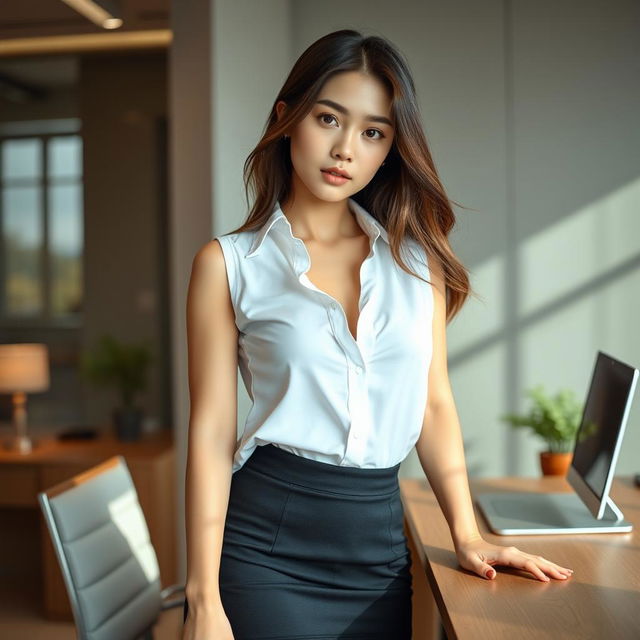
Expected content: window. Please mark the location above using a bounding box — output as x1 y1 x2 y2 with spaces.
0 119 83 326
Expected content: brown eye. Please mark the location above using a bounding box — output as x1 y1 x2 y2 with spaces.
318 113 338 126
365 129 384 140
318 114 385 141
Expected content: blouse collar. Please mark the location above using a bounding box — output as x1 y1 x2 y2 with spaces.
245 197 389 258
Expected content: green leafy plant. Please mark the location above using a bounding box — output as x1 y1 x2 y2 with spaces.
80 334 153 409
500 384 592 453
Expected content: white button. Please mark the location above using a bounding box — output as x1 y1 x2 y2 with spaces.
330 302 337 310
355 365 363 374
353 432 359 439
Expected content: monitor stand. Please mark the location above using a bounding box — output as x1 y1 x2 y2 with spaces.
475 491 633 535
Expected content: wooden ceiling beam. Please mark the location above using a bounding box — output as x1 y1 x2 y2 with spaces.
0 29 171 58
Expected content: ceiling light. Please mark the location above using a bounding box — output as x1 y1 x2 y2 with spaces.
60 0 124 30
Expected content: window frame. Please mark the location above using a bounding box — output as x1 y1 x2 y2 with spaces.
0 118 83 329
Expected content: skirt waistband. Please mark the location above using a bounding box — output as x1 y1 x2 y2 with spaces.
245 443 401 496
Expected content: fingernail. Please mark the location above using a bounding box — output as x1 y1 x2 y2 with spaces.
486 569 495 579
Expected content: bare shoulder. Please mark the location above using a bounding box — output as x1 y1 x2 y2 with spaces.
188 238 235 324
192 237 225 274
190 238 229 291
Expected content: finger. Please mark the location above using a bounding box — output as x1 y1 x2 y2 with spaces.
505 548 574 582
497 548 548 582
522 558 551 582
466 554 498 580
527 555 574 580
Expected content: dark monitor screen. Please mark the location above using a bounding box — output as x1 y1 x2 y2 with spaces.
572 351 638 501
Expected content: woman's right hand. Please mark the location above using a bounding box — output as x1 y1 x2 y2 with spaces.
181 604 235 640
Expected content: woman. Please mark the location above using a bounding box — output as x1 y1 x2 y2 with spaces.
182 29 573 640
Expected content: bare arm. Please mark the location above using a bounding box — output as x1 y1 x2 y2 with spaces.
414 252 482 550
415 252 574 583
184 238 239 610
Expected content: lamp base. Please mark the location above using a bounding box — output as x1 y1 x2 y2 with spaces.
3 434 34 454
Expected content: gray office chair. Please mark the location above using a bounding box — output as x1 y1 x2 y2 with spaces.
38 455 185 640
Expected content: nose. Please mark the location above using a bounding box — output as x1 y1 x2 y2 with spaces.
333 134 354 163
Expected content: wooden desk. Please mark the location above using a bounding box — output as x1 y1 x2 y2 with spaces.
0 428 176 621
400 475 639 640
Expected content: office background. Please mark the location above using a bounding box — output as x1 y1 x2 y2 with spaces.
0 0 637 592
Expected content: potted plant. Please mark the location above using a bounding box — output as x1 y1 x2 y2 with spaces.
500 384 587 476
80 334 153 442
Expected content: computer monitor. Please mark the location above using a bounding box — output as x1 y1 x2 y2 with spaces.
567 351 638 521
475 350 638 535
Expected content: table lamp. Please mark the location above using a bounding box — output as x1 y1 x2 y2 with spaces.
0 343 50 454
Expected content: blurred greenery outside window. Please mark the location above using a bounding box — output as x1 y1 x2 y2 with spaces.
0 122 83 325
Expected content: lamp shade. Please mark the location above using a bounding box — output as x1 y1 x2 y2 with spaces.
0 343 50 393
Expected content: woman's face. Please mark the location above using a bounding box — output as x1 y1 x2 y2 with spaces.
277 71 395 203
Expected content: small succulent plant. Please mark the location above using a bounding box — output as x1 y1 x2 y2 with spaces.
500 384 593 453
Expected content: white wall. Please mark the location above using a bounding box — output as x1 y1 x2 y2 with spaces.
509 0 640 477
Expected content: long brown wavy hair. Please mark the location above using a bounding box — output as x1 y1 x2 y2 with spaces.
228 29 477 323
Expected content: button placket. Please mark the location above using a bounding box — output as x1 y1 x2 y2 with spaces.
342 357 373 464
286 214 377 467
345 365 365 458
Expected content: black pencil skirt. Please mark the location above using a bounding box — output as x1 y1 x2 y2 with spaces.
183 442 412 639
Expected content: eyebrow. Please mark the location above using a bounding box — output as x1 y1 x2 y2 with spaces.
315 99 394 127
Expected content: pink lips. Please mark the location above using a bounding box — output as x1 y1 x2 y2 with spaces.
321 166 351 179
321 170 350 186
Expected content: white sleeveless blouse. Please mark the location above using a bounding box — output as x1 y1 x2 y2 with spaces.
216 197 434 473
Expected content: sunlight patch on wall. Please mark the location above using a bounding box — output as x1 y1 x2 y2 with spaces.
520 177 640 316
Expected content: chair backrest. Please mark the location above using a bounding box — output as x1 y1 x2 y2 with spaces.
38 455 162 640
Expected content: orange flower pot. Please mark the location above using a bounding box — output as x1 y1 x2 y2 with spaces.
539 451 573 476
